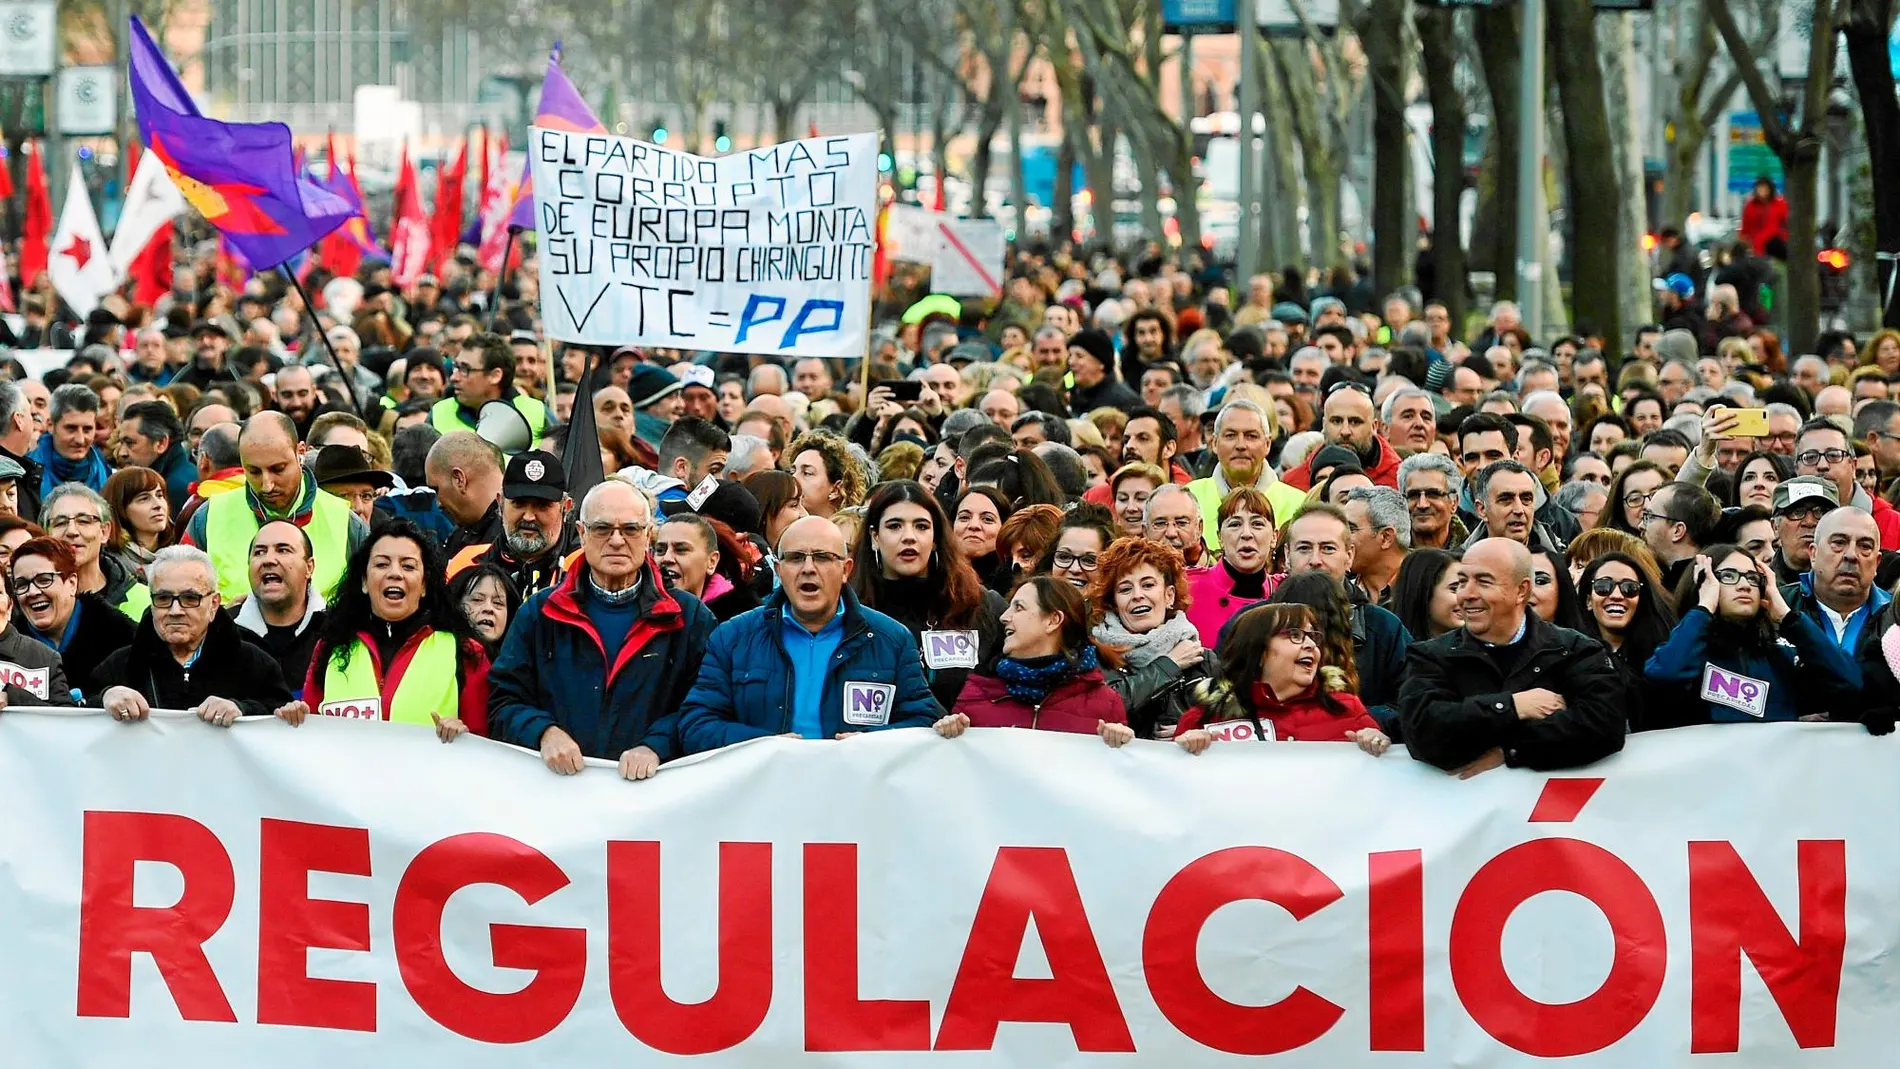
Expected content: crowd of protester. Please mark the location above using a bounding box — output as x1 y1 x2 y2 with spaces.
9 240 1899 780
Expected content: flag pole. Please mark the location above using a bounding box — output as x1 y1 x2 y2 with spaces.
281 263 367 418
489 226 520 319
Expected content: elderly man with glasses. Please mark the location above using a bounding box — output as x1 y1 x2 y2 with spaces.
678 515 941 755
91 546 291 725
489 479 718 779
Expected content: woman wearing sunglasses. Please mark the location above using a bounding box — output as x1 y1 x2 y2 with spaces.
1173 603 1389 754
1577 552 1676 729
1642 544 1860 728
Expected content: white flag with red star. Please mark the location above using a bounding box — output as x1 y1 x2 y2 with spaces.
48 163 116 318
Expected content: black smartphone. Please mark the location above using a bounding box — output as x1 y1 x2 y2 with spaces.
887 380 924 402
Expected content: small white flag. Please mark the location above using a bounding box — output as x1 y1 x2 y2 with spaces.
48 163 116 318
109 147 186 278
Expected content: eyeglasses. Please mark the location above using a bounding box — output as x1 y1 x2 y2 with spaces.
9 572 61 594
779 550 847 568
1404 487 1451 502
46 514 102 531
1764 432 1799 446
1638 509 1678 527
1795 449 1853 467
1590 577 1642 598
451 361 487 377
1276 627 1324 647
1622 489 1657 509
1052 551 1099 570
1780 503 1832 522
584 521 649 542
1713 567 1766 589
152 590 211 610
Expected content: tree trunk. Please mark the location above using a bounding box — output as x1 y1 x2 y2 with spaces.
1054 132 1077 241
969 71 1007 219
1163 119 1204 258
1473 6 1520 297
1549 0 1621 349
1009 79 1029 241
1845 10 1900 327
1274 40 1340 265
1256 36 1300 268
1784 149 1824 354
1417 5 1467 326
1364 0 1410 294
1601 13 1654 344
1662 108 1708 232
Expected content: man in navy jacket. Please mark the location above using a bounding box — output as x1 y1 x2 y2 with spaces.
488 480 717 778
678 516 939 753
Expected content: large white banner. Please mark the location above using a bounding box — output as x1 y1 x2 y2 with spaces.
1 711 1893 1066
531 128 878 357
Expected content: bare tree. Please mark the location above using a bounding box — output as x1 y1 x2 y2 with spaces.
1843 0 1900 326
1361 0 1411 293
1710 0 1837 355
1470 5 1520 298
1549 0 1622 349
1657 1 1769 230
1416 4 1466 326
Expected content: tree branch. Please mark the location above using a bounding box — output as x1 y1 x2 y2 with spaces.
1706 0 1793 150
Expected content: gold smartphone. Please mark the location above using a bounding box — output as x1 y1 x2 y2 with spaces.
1726 408 1770 437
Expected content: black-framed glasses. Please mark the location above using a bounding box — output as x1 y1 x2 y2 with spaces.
1590 577 1642 598
1712 568 1766 589
1277 626 1323 647
1780 503 1832 522
1622 489 1657 509
1052 551 1099 570
1796 449 1853 467
1639 509 1678 527
152 590 211 610
9 572 60 595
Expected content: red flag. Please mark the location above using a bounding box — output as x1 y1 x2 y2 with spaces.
389 142 412 238
0 145 13 201
477 128 490 212
388 147 432 287
872 202 890 289
429 137 467 271
932 171 947 213
20 140 51 289
318 132 363 280
130 221 173 307
122 138 139 195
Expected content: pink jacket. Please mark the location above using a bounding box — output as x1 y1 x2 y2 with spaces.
1184 565 1284 647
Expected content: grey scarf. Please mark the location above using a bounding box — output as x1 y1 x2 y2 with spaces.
1093 610 1201 668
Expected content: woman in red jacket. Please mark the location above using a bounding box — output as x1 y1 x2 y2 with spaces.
939 575 1133 745
1175 603 1390 754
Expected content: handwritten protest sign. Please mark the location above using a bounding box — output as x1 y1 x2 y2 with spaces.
531 127 879 357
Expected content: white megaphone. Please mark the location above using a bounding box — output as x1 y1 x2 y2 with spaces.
476 400 534 456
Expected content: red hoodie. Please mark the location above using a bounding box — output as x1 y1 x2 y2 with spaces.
1279 435 1401 491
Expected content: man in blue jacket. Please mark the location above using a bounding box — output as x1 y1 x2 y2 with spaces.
678 516 940 753
488 479 717 779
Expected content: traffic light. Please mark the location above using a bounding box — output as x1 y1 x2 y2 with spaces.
714 120 731 153
651 118 669 144
877 152 894 172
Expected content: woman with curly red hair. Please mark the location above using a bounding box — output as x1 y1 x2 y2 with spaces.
1087 537 1209 739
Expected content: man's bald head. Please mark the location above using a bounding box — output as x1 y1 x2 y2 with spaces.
424 431 504 526
778 514 847 557
425 431 503 479
240 409 298 448
1466 536 1533 584
1816 505 1879 546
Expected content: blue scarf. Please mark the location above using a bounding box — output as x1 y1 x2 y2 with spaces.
994 645 1097 705
30 437 111 497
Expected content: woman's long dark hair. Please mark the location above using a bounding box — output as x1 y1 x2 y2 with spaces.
1264 571 1360 694
851 479 987 629
1727 451 1793 508
449 562 521 657
1391 548 1460 641
1530 547 1586 631
318 517 482 671
1577 551 1677 670
968 448 1064 509
1668 542 1777 650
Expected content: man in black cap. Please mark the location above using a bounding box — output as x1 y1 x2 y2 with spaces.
626 364 685 468
176 317 240 391
1065 328 1141 413
312 444 397 527
444 448 576 598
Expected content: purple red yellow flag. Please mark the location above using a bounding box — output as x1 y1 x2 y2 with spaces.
127 16 351 268
506 48 606 233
